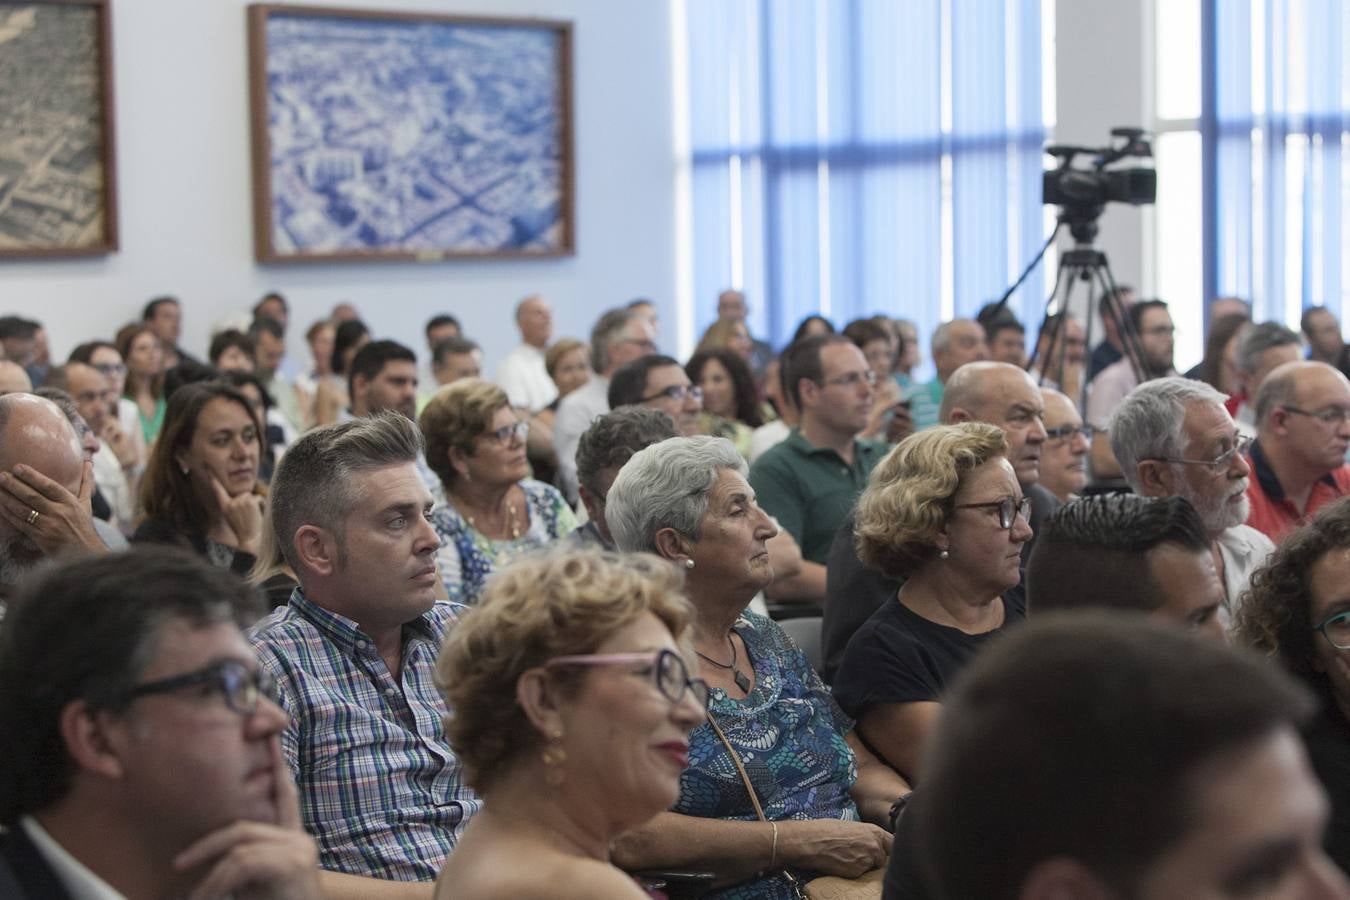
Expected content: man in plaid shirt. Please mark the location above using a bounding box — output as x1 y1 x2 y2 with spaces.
251 411 480 897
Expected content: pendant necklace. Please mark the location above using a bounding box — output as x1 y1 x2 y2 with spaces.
460 496 521 540
696 635 752 693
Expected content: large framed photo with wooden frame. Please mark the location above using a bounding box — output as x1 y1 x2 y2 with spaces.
0 0 118 257
247 4 574 263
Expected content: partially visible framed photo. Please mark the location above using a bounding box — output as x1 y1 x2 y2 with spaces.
248 4 574 263
0 0 118 257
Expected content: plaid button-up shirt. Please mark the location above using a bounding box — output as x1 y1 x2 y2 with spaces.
250 589 481 881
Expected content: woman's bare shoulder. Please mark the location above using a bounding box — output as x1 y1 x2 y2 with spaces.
438 847 648 900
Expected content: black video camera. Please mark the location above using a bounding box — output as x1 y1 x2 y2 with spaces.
1043 127 1156 243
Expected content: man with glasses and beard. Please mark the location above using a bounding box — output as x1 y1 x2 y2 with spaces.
1109 377 1274 625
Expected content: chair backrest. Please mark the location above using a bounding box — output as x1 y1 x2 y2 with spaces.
777 615 824 679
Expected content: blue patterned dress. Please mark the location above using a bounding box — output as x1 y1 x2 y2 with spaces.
674 612 860 899
429 479 577 604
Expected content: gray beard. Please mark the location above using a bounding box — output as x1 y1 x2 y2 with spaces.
1177 477 1250 536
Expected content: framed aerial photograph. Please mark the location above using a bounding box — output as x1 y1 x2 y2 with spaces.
247 5 574 263
0 0 118 257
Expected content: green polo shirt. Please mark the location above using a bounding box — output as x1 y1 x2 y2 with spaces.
748 428 889 565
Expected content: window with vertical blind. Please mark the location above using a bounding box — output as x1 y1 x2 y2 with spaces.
1203 0 1349 328
680 0 1053 370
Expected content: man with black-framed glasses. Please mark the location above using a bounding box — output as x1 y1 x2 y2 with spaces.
0 547 321 900
607 354 703 437
1110 376 1275 623
1246 360 1350 541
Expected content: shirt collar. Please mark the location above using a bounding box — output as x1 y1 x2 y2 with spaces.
784 427 872 462
21 816 128 900
1249 438 1337 502
287 587 441 655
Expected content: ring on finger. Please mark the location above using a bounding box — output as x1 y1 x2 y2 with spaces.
26 508 39 526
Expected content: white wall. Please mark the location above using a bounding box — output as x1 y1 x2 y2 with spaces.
1054 0 1149 287
4 0 677 374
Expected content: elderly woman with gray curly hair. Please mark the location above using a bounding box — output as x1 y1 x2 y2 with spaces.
605 435 907 900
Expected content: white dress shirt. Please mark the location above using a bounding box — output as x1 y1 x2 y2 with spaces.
495 343 557 412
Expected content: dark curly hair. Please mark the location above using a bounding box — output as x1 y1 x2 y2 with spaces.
1235 497 1350 688
685 348 763 427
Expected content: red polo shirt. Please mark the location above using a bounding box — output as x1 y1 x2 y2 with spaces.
1245 439 1350 542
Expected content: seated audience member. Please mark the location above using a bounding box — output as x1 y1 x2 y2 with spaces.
833 423 1029 782
609 354 703 437
142 295 199 369
906 612 1348 900
1027 494 1225 636
534 337 590 440
749 357 795 463
1238 499 1350 873
1194 312 1250 397
313 318 369 427
1087 298 1177 480
331 301 361 322
749 334 889 602
249 505 300 610
1304 305 1345 367
892 318 920 389
0 548 322 900
132 382 264 575
421 379 575 603
1038 386 1090 503
695 317 754 364
435 550 706 899
209 329 256 373
791 314 835 343
714 289 774 379
686 348 765 457
253 290 289 329
34 388 128 551
628 296 661 335
43 362 136 527
573 407 679 551
842 318 912 444
293 318 335 406
821 360 1054 682
554 307 657 503
117 324 167 446
606 436 904 895
907 319 989 431
495 294 558 412
1028 312 1086 400
1230 321 1304 434
1245 361 1350 541
1085 284 1135 381
0 394 106 605
982 311 1027 367
421 314 460 390
68 340 146 476
429 336 482 387
0 359 31 394
347 340 443 503
1110 377 1275 615
223 370 288 483
251 412 481 890
0 315 39 371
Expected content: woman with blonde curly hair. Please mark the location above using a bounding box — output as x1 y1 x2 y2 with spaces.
434 550 707 899
419 378 576 603
833 422 1031 782
1235 497 1350 871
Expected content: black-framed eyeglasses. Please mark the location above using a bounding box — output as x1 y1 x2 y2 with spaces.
548 647 711 710
640 384 703 404
120 659 278 716
1314 611 1350 650
821 370 878 389
486 420 529 445
954 496 1032 530
1144 434 1253 474
1044 424 1094 444
1283 405 1350 426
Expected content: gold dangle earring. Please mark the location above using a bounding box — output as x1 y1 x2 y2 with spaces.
541 729 567 786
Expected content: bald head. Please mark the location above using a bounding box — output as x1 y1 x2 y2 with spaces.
0 394 84 584
1254 361 1350 427
943 361 1049 486
516 294 552 348
1254 361 1350 477
0 360 32 395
